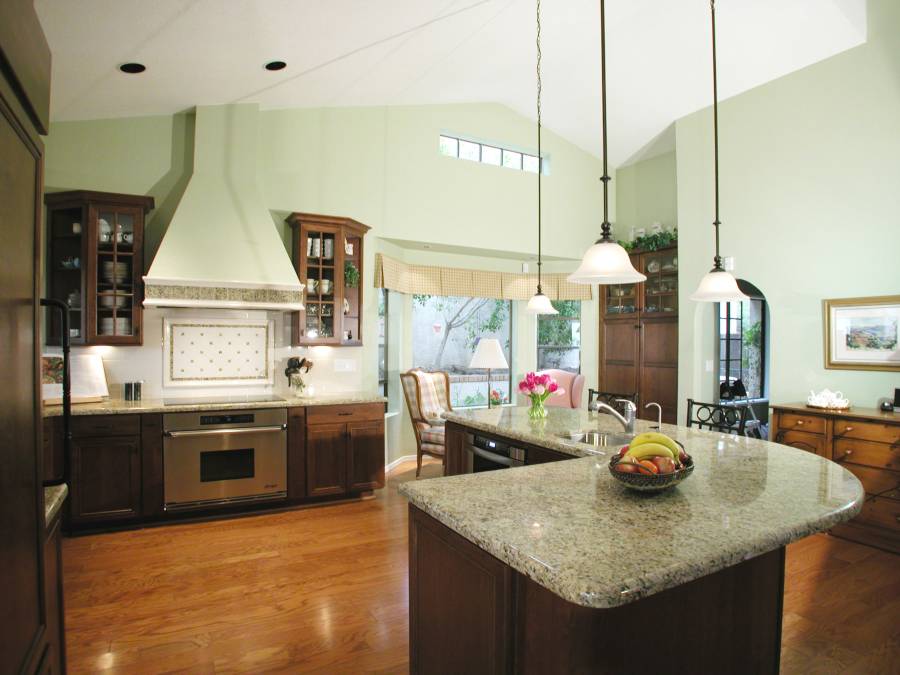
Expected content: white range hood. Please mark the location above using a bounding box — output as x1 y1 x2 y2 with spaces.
143 104 304 311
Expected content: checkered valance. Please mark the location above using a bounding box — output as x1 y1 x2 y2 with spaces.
374 254 591 301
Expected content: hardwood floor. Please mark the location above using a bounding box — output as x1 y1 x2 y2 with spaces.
63 459 899 674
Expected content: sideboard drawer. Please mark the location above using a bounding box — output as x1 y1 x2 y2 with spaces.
775 429 827 456
833 419 900 445
71 414 141 438
834 438 900 472
841 463 900 499
777 412 826 436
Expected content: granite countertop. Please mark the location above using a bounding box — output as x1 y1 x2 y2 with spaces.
44 484 68 527
42 391 387 417
400 407 864 609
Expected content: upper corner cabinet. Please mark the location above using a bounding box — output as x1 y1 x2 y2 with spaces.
45 190 154 346
286 213 370 347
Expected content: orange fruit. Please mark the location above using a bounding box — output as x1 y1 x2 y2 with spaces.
636 460 659 475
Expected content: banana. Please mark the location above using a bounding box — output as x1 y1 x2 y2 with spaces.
630 432 681 457
624 442 676 462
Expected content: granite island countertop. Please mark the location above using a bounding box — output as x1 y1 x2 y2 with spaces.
400 406 864 609
44 483 68 526
42 391 387 417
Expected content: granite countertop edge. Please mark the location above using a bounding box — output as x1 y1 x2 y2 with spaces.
44 483 68 527
43 392 388 417
400 475 864 610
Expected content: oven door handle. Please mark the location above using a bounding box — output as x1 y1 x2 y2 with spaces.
467 444 522 467
164 424 287 438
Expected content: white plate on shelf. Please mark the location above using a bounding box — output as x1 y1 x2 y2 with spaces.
100 317 131 335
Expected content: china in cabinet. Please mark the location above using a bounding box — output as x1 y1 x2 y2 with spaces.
45 190 154 346
286 213 370 347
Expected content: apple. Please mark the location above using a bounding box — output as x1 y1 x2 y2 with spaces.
614 461 639 474
651 456 677 475
617 444 629 458
678 449 689 464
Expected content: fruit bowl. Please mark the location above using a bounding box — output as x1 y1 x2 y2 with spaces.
609 454 694 492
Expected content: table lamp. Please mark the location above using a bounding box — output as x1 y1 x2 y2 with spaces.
469 338 508 409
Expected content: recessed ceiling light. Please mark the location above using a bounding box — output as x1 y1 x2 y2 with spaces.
119 63 146 74
265 61 287 71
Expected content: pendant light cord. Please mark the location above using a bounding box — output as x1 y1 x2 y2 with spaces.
711 0 723 270
598 0 612 243
536 0 544 293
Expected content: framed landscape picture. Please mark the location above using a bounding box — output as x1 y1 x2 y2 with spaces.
824 295 900 371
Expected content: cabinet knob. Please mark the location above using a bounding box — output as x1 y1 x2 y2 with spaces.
844 426 854 432
795 420 804 426
837 449 853 462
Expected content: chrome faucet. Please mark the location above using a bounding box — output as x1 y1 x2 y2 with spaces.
645 402 662 429
593 399 637 434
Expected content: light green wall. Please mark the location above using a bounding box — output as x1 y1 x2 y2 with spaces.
615 151 678 236
676 0 900 414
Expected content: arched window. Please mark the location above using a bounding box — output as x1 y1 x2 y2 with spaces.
716 280 769 401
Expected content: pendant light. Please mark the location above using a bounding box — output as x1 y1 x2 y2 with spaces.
690 0 749 303
568 0 645 286
526 0 558 315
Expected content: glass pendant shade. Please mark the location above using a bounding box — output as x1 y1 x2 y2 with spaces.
526 291 558 314
690 268 749 302
568 240 646 285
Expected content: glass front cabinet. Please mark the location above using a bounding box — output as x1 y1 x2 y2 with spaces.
601 245 678 318
287 213 370 347
45 191 154 346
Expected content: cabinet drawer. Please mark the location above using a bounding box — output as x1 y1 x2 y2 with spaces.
834 438 900 472
841 463 900 499
307 403 383 424
853 496 900 532
71 414 141 438
833 419 900 445
776 412 826 435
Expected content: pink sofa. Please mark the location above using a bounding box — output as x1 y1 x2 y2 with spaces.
536 369 585 409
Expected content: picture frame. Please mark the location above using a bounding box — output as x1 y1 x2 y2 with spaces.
823 295 900 371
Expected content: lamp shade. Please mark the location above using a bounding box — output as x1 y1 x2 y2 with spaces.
690 269 749 302
526 292 558 315
567 240 646 285
469 338 508 370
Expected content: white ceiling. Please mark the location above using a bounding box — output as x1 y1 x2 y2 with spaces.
36 0 866 165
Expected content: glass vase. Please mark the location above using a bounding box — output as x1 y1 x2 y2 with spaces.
528 398 548 420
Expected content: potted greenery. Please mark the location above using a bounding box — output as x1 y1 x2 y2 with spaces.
344 261 360 288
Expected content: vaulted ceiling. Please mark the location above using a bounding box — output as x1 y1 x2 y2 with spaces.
36 0 866 165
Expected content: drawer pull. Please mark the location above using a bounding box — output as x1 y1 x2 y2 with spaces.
338 412 353 417
844 426 854 433
795 420 805 426
837 449 853 462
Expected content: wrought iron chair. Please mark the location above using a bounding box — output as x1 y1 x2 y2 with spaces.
588 389 639 416
400 369 453 477
686 398 749 435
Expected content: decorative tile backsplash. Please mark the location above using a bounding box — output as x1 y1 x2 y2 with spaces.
163 318 274 387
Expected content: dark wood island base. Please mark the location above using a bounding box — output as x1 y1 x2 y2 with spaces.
409 504 785 675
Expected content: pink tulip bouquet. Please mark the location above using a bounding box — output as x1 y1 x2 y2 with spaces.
518 372 565 419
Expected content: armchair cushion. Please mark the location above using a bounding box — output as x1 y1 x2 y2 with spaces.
419 426 446 445
413 370 447 420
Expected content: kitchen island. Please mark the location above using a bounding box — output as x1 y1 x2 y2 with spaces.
400 407 864 674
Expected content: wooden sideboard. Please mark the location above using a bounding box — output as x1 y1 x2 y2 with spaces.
770 403 899 554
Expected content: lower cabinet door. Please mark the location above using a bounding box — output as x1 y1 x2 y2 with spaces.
70 435 142 523
774 429 826 457
347 419 385 491
306 423 348 497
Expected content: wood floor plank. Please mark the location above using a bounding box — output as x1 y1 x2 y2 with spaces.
62 459 899 674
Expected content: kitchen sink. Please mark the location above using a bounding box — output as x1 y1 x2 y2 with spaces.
559 431 634 447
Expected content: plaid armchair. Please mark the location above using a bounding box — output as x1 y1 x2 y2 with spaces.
400 369 453 477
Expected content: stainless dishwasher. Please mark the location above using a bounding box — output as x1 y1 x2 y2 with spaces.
163 408 287 510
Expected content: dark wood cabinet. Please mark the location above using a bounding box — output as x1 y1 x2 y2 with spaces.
348 420 386 491
69 419 142 524
600 245 678 423
306 404 386 496
307 423 349 497
0 2 52 670
287 213 370 347
44 190 154 346
287 406 307 500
